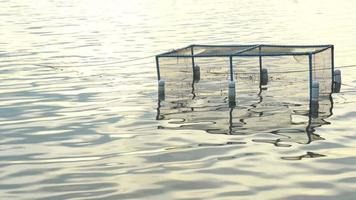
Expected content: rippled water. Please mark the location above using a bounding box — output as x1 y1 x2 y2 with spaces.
1 0 356 199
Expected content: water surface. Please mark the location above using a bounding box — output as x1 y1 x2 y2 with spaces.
1 0 356 199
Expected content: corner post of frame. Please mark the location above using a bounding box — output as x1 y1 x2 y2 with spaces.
309 53 319 118
331 45 335 83
308 53 313 101
191 45 195 68
229 56 234 81
156 56 165 100
259 45 268 86
259 45 262 74
331 45 340 93
155 55 161 81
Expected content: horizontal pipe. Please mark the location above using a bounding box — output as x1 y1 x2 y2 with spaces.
156 44 333 58
192 44 258 48
232 44 261 55
156 45 194 57
311 46 333 55
192 44 332 48
239 53 311 56
157 52 310 58
260 44 332 48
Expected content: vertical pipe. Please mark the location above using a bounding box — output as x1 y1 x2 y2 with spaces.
311 81 320 102
309 54 319 118
310 81 319 118
308 53 313 104
228 80 236 106
158 80 165 101
155 56 161 80
331 45 335 90
191 46 195 69
191 46 197 82
229 56 233 81
259 46 262 78
191 46 201 82
228 56 236 105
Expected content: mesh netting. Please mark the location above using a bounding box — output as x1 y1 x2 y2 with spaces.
260 55 309 103
159 57 194 102
193 46 252 56
251 46 320 54
163 45 255 57
312 48 333 95
159 56 230 104
156 45 334 135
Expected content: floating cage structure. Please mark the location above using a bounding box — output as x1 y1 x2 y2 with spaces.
155 44 341 113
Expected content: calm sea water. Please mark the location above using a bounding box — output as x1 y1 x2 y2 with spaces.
1 0 356 199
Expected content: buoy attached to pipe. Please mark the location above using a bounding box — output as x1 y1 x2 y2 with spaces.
261 68 268 86
333 69 341 93
311 81 319 102
193 65 200 82
158 80 165 101
228 81 236 105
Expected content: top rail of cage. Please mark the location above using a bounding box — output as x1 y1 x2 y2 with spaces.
156 44 333 58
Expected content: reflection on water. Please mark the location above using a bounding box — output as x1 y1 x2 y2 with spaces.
157 80 334 146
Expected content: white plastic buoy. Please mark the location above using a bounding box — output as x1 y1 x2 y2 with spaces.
228 81 236 104
193 65 200 82
261 68 268 85
333 69 341 93
158 80 165 101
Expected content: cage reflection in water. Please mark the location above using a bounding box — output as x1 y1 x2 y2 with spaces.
156 55 334 144
156 87 333 144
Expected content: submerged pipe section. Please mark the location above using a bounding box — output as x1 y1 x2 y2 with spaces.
228 56 236 107
310 81 319 118
311 81 319 102
158 80 165 101
228 81 236 107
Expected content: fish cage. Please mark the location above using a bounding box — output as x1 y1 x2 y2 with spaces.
155 44 341 114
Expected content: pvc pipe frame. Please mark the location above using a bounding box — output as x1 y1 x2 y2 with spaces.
156 45 335 105
156 45 334 82
156 44 333 57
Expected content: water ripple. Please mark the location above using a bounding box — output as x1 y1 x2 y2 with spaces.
1 0 356 199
